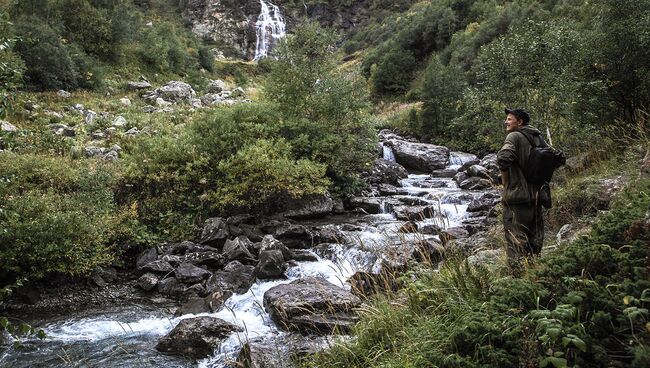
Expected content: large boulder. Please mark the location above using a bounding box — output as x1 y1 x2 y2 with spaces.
237 335 334 368
280 194 334 219
479 153 500 182
127 81 152 90
205 79 227 93
347 197 385 214
155 317 241 359
254 250 286 279
263 277 361 334
199 217 229 248
206 261 255 294
175 290 233 316
157 81 196 102
367 159 409 185
139 260 174 274
273 222 313 249
158 277 185 298
1 120 18 132
459 177 492 191
175 263 211 284
136 248 158 269
393 205 436 221
385 139 450 172
222 236 257 264
467 192 501 212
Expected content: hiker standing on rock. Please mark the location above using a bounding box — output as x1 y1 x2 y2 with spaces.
497 108 551 273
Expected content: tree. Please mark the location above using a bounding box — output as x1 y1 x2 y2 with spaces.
264 21 376 195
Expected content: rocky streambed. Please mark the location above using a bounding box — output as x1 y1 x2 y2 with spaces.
0 131 505 367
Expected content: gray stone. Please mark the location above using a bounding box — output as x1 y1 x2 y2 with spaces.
175 263 211 284
255 250 286 279
199 217 229 248
136 248 158 269
459 177 492 190
439 227 470 247
263 277 361 334
206 261 255 294
112 116 127 128
205 79 227 93
137 273 159 291
120 97 131 106
158 277 185 298
230 87 246 98
430 168 458 178
57 90 71 98
84 110 97 125
393 205 436 221
348 197 384 214
155 317 242 359
467 165 490 179
142 105 156 113
0 120 17 132
127 81 152 90
453 171 469 185
157 81 196 102
385 139 450 171
367 159 409 185
222 236 256 264
281 194 334 219
139 260 174 274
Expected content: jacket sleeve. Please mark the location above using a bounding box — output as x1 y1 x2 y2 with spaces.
497 132 518 170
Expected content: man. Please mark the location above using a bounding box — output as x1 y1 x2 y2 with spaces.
497 108 548 273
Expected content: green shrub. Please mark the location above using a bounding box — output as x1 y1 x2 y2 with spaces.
213 139 330 212
370 45 417 95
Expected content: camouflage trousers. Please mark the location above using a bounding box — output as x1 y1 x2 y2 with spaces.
503 202 544 271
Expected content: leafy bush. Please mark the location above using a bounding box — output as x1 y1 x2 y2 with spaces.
0 154 125 284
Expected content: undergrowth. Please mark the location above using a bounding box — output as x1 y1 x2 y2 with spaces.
303 176 650 367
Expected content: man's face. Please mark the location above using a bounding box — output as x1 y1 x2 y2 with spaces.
504 113 523 133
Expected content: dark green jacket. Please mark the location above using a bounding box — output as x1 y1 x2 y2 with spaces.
496 125 546 204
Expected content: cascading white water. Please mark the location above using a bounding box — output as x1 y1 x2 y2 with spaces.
253 0 286 60
382 144 396 162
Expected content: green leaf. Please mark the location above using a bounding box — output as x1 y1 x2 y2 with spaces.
0 317 8 330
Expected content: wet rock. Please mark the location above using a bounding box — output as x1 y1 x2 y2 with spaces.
289 250 319 262
255 250 286 279
263 277 361 334
419 223 441 235
410 179 448 188
258 235 291 259
313 225 347 245
1 120 18 132
459 177 492 190
237 335 335 368
393 205 436 221
136 248 158 269
377 183 403 196
453 171 469 185
367 158 409 185
439 192 474 204
184 283 208 298
155 317 242 359
281 194 334 219
479 153 500 182
139 260 174 274
158 277 185 298
127 81 152 90
430 168 458 178
412 238 445 264
397 221 418 233
206 261 255 294
175 263 211 284
385 139 450 171
222 236 257 264
199 217 229 248
467 192 501 212
467 165 491 179
347 197 384 214
439 227 470 247
137 273 159 291
395 196 430 206
274 223 313 249
181 251 224 269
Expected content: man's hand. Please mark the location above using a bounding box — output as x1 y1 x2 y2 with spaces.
500 170 509 189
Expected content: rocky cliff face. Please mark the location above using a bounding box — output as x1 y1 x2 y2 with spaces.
181 0 374 60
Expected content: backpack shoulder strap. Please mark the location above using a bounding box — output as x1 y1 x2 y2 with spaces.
516 131 536 148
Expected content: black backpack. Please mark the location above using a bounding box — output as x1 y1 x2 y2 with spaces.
518 132 566 186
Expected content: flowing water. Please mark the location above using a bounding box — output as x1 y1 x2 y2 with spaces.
0 151 483 367
253 0 286 60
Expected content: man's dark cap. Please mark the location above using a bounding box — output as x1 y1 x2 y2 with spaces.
505 108 530 124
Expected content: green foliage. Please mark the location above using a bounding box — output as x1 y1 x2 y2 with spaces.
0 14 25 119
305 176 650 368
213 139 329 212
0 154 117 283
370 45 416 94
263 22 376 195
198 46 214 72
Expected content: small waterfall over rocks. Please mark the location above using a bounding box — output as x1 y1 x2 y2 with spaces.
254 0 286 60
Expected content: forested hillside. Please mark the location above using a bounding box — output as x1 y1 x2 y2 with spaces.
0 1 648 367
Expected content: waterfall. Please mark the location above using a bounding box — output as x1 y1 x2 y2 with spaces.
382 144 396 162
254 0 286 60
